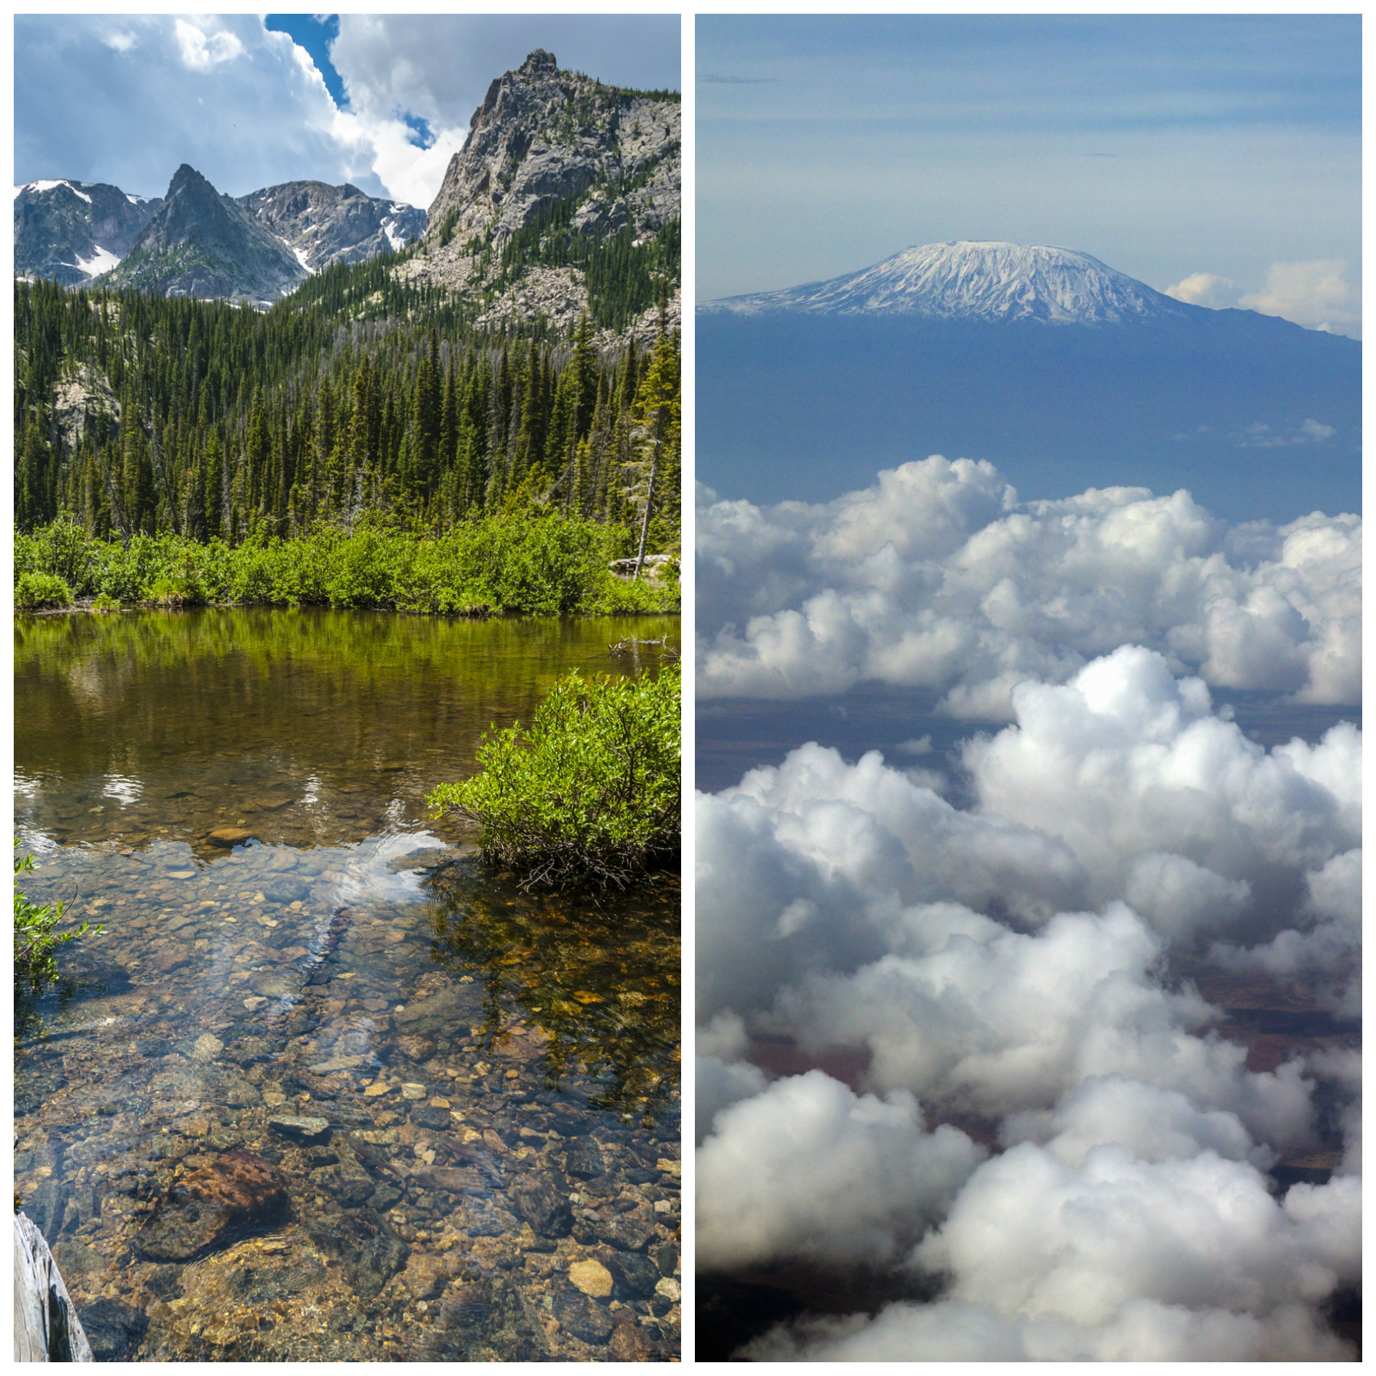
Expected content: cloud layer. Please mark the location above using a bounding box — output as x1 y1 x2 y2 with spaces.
16 15 679 207
697 647 1360 1359
697 456 1360 713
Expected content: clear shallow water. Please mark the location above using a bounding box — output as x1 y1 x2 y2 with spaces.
15 609 681 1362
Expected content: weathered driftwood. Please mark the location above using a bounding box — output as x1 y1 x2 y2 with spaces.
14 1212 93 1362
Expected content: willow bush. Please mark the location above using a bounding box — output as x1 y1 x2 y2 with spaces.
428 666 680 889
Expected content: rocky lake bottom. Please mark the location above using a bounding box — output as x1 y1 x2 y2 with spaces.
16 837 681 1362
14 609 682 1362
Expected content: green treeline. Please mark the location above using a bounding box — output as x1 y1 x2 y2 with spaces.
15 515 677 617
14 271 681 560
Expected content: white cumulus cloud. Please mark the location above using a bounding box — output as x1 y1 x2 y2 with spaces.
697 458 1360 713
697 647 1359 1359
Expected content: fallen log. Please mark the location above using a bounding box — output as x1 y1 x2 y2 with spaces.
14 1211 93 1361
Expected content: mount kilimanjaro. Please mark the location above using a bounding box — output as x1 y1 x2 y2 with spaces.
698 241 1359 523
702 241 1191 325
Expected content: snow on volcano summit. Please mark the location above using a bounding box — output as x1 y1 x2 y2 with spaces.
703 241 1191 325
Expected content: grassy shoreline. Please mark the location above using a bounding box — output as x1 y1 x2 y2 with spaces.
15 515 679 618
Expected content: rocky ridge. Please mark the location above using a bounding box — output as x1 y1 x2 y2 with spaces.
237 181 425 274
401 49 680 343
103 165 310 305
14 180 162 287
17 170 426 300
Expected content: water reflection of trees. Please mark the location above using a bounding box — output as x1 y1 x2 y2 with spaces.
425 866 680 1126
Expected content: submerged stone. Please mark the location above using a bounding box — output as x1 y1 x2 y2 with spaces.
568 1258 613 1298
554 1291 614 1345
510 1176 572 1237
78 1297 149 1361
208 828 256 848
268 1114 331 1142
133 1150 290 1262
606 1250 660 1297
409 1104 452 1130
590 1205 658 1252
564 1137 606 1180
305 1207 408 1299
392 982 484 1037
411 1164 485 1195
609 1320 654 1361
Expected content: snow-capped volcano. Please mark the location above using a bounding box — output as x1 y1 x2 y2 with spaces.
702 240 1191 325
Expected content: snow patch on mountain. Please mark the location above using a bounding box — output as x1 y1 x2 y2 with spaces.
72 246 120 278
19 178 93 204
704 241 1192 326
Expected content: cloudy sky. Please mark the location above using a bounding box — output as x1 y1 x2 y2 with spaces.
15 14 681 209
698 638 1360 1357
698 15 1361 334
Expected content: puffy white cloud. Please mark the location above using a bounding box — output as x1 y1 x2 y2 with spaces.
777 904 1315 1150
1000 1075 1272 1169
696 1012 768 1144
173 19 244 72
740 1143 1358 1359
912 1145 1359 1326
1164 271 1240 309
1165 261 1360 338
696 649 1359 1358
1239 258 1359 336
698 649 1358 1027
1210 849 1361 1015
697 458 1360 711
696 1070 985 1271
965 647 1361 941
1308 1047 1361 1177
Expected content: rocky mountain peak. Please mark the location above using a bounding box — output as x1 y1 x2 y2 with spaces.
237 180 425 272
168 163 211 194
422 51 679 253
14 179 162 286
520 48 558 76
107 164 306 305
406 50 680 342
703 240 1192 326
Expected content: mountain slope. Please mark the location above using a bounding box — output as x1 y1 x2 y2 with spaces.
236 181 425 273
104 164 307 304
698 243 1360 524
402 48 681 338
703 241 1193 325
14 180 162 286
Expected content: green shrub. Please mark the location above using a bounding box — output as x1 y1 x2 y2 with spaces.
14 571 74 610
14 844 102 996
427 666 680 889
13 514 680 616
89 592 122 612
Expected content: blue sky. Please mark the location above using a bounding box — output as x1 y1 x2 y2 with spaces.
698 15 1361 334
15 15 680 209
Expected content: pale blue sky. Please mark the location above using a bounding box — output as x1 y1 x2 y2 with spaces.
698 16 1361 334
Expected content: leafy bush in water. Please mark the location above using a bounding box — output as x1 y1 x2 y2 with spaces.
428 666 680 889
14 845 102 995
14 571 74 610
90 592 122 612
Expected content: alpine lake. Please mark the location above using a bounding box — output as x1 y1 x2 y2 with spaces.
14 608 682 1363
